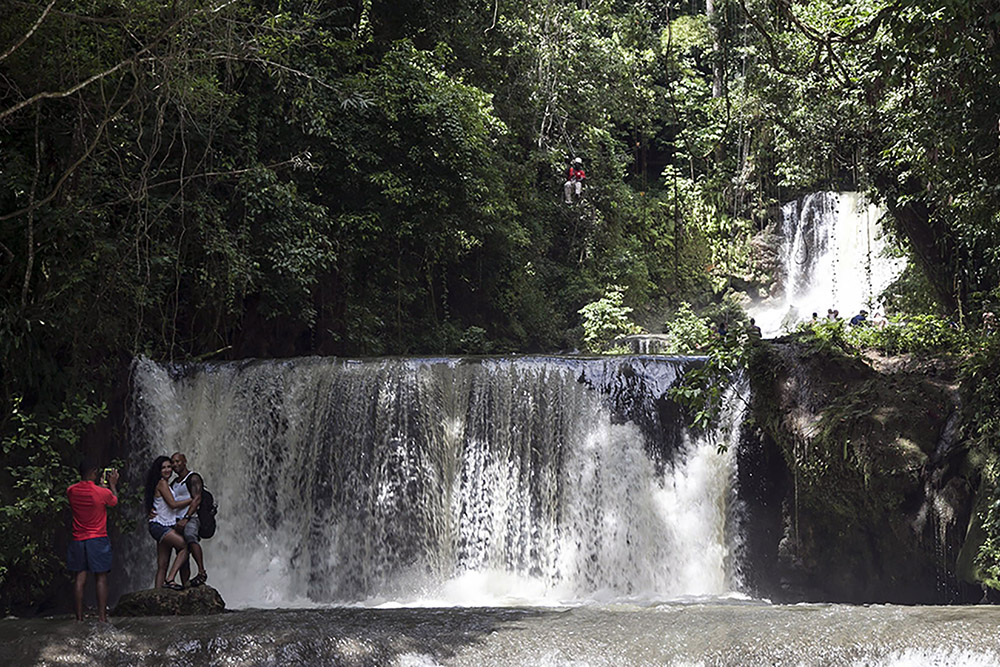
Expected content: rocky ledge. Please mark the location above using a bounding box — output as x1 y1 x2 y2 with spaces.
113 584 226 616
740 339 974 603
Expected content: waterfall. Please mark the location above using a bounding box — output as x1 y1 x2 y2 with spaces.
750 192 906 337
126 355 746 608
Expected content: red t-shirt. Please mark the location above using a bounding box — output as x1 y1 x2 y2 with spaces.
67 480 118 541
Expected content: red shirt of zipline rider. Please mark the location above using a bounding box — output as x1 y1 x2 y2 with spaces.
67 480 118 540
569 166 586 182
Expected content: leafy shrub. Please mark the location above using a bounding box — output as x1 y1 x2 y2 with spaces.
851 314 965 355
661 302 714 354
798 314 966 356
795 318 850 353
668 339 749 434
578 286 643 352
0 396 107 614
458 326 493 355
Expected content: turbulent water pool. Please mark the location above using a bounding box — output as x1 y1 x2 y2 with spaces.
5 602 1000 666
65 355 994 666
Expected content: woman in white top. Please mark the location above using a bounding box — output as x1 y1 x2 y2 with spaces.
143 455 191 590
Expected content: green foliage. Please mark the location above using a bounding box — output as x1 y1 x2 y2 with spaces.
853 315 965 356
457 326 493 355
0 396 106 614
578 286 643 352
960 335 1000 588
2 0 999 610
880 264 942 317
660 302 714 355
0 0 751 370
669 338 750 435
665 15 710 54
796 319 851 353
700 294 751 335
797 315 966 357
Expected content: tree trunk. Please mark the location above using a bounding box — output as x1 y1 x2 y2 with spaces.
707 0 724 99
875 174 959 315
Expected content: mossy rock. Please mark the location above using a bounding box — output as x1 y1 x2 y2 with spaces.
113 585 226 616
744 340 971 602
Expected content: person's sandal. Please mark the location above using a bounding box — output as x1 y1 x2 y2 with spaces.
191 572 208 587
162 580 183 591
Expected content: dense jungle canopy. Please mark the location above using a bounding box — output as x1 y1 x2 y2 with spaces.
1 0 999 613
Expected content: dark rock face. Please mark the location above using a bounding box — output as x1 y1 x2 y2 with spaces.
739 340 976 603
113 585 226 616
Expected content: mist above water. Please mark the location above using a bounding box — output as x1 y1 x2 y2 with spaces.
749 191 906 337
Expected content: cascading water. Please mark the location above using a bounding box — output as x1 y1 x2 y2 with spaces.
126 355 747 609
750 191 906 337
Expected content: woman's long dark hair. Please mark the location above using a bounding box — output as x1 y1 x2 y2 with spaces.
144 456 171 512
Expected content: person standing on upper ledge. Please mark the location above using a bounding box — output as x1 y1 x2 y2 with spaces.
66 460 119 622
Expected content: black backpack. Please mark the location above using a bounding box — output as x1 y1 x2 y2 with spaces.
191 476 218 539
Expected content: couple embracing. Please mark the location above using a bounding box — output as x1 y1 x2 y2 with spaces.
143 452 208 591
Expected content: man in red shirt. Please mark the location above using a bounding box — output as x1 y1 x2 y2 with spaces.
66 460 119 622
563 157 586 203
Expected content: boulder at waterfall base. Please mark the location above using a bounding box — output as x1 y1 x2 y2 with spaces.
113 585 226 616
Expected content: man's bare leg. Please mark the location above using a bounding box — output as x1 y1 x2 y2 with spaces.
73 571 87 621
189 542 205 578
95 572 109 622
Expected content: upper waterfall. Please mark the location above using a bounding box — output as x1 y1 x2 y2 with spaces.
126 355 747 608
749 192 906 337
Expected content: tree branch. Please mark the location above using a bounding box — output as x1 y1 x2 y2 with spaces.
8 1 125 25
485 0 499 34
0 86 137 223
0 0 238 123
737 0 819 77
0 0 57 64
20 106 41 307
139 154 311 193
738 0 900 81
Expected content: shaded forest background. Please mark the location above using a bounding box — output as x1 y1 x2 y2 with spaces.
2 0 999 612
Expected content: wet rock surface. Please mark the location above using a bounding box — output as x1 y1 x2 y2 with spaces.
113 585 226 616
739 339 976 603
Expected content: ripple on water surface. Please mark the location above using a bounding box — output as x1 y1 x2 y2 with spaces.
4 602 1000 666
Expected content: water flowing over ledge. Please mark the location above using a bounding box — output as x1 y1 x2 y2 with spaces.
127 355 747 609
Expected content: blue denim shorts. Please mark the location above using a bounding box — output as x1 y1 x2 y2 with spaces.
67 536 112 573
148 521 175 543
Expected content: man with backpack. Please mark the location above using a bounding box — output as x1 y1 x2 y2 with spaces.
170 452 209 587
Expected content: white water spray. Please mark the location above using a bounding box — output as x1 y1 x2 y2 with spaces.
126 356 746 608
750 192 906 337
